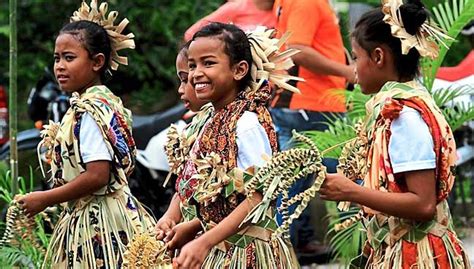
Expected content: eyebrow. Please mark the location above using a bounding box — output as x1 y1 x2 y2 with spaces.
200 55 216 60
189 54 216 61
54 51 76 55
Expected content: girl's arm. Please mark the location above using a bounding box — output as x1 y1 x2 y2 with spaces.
156 193 182 239
19 160 110 217
289 44 355 84
320 169 437 221
199 192 263 247
174 192 263 268
184 1 239 41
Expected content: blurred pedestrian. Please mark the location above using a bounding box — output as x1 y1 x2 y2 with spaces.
270 0 355 254
184 0 276 41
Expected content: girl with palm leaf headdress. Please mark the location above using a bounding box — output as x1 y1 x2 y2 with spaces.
17 1 156 267
319 0 470 268
167 22 305 268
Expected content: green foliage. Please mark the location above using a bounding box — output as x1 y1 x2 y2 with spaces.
0 26 8 37
422 0 474 89
429 85 474 131
0 0 222 130
111 0 221 113
0 169 55 268
326 207 366 264
301 86 367 159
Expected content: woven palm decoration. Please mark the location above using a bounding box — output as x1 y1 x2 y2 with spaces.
122 233 173 269
242 131 326 238
0 195 55 253
70 0 135 71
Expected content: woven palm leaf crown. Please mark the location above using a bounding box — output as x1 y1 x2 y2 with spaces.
382 0 452 59
70 0 135 71
246 27 303 95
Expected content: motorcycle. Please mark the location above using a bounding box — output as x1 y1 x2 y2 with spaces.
128 103 187 218
0 69 187 219
0 68 69 160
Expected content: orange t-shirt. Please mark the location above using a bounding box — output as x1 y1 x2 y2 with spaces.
273 0 346 112
184 0 276 41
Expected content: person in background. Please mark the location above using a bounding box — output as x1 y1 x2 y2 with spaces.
270 0 355 255
184 0 276 41
155 42 212 246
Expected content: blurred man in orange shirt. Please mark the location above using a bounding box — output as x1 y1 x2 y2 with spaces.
271 0 355 255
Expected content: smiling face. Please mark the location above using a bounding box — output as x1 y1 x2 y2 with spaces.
187 37 240 110
54 33 102 94
176 52 208 112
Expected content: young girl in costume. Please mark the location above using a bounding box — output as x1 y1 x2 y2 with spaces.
168 22 301 268
18 1 155 267
155 43 212 245
319 0 470 267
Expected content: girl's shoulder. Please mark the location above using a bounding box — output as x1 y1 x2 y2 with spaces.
236 111 262 134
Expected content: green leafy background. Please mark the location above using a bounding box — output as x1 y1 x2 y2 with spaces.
0 0 223 130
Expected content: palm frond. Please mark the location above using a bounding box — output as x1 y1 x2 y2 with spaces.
430 84 474 107
302 117 357 158
345 86 371 119
443 101 474 131
0 246 35 268
0 169 55 268
430 85 474 130
423 0 474 90
326 207 366 263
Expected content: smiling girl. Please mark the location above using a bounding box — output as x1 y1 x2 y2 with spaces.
169 22 300 269
18 1 155 267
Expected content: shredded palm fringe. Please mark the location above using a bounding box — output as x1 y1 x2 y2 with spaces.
0 195 55 253
37 120 61 178
163 124 190 187
192 152 233 205
123 233 172 269
334 211 364 233
242 130 326 238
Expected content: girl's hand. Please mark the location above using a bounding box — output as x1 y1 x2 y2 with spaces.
319 173 359 201
155 216 177 240
166 220 201 250
173 237 211 269
17 191 49 217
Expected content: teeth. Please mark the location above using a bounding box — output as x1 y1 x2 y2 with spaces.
195 83 209 90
